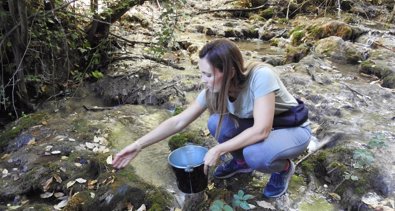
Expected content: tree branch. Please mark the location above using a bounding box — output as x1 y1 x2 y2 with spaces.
197 3 267 14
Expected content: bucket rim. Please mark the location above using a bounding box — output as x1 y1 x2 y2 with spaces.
167 145 208 169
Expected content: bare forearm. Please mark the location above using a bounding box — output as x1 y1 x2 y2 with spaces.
134 116 185 149
216 126 271 154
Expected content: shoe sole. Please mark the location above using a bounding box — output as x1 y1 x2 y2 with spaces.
214 168 253 179
263 161 295 198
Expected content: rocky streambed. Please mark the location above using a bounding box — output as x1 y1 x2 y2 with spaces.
1 0 394 210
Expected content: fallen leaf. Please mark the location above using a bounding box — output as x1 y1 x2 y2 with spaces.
27 138 36 145
51 151 61 155
45 145 53 151
54 198 68 210
256 200 276 209
75 178 87 183
90 192 95 198
106 155 113 165
42 177 53 192
40 192 53 199
54 192 65 198
2 169 8 175
66 180 76 188
207 183 214 190
1 153 10 160
88 180 97 186
86 142 95 149
53 174 62 183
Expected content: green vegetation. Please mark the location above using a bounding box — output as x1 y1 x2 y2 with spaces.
210 190 254 211
168 130 205 151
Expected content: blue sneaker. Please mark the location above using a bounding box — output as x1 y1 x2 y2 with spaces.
263 160 295 198
214 159 253 179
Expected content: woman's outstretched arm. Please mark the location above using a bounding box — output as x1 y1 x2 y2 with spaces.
112 101 206 169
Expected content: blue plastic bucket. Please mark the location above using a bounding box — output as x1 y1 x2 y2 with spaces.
168 145 208 193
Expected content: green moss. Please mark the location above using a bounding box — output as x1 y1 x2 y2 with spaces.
270 39 279 46
116 167 140 183
329 161 347 172
299 196 334 211
259 8 274 19
276 18 289 24
0 113 48 147
173 106 184 116
168 131 204 151
288 174 306 194
146 188 173 211
285 44 310 63
307 25 324 39
291 30 305 46
71 118 90 134
64 191 92 211
249 14 264 22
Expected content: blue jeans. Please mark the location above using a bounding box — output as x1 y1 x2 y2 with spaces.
208 114 311 173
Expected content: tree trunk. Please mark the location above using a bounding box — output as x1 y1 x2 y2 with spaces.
7 0 32 116
91 0 99 14
86 0 145 46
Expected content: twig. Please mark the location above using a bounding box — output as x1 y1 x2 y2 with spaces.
337 0 341 19
156 0 161 10
142 54 185 70
296 133 343 166
198 4 267 14
286 0 292 19
109 32 153 46
340 82 364 97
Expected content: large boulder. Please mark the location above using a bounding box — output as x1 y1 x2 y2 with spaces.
314 36 366 64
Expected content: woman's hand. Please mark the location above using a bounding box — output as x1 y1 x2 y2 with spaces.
203 145 223 175
112 142 142 169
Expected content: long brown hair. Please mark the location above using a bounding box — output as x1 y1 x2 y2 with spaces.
199 39 252 138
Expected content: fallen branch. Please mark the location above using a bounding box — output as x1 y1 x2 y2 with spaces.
142 54 185 70
198 3 267 14
296 133 344 166
109 32 153 46
109 52 185 70
340 82 369 105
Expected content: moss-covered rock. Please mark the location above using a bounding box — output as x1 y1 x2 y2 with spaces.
285 44 310 63
259 8 275 19
168 130 205 151
290 29 305 46
359 60 395 88
0 113 47 150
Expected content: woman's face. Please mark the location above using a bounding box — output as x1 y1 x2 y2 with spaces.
198 57 223 93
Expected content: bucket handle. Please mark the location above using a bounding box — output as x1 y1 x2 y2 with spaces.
185 165 194 173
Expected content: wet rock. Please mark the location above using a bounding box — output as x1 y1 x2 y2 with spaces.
261 55 286 66
314 36 365 64
285 44 310 63
359 58 395 88
309 20 354 40
6 134 35 152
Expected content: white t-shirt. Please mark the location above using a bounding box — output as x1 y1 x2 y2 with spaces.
196 66 298 119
